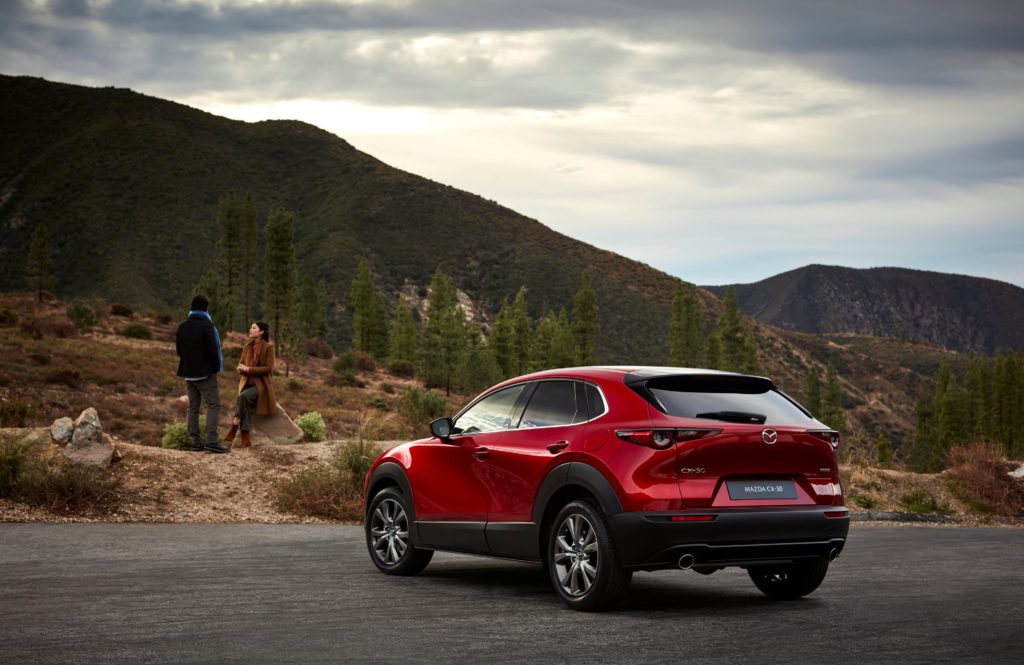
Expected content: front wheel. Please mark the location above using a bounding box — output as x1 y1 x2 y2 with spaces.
547 500 632 611
748 557 830 599
365 487 433 575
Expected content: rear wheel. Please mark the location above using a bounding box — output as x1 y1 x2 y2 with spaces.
547 500 632 611
748 557 829 599
365 487 433 576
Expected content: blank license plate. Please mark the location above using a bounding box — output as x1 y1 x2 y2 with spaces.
727 480 797 500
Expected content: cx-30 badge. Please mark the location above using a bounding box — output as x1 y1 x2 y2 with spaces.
761 428 778 445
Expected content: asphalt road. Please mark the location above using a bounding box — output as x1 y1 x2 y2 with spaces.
1 523 1021 664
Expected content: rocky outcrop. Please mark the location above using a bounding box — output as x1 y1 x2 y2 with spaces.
52 408 115 467
250 405 304 446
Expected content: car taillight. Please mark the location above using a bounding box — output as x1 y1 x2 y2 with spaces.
615 428 721 449
809 430 841 449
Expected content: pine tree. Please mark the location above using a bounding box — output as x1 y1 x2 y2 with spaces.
193 267 230 332
420 269 466 395
804 368 822 417
820 362 846 431
876 432 893 466
705 330 721 370
239 194 259 323
455 332 502 395
389 302 418 365
367 290 389 360
491 298 515 378
350 257 375 353
531 309 575 371
262 207 298 356
26 222 57 302
572 271 599 365
717 287 749 372
511 289 532 375
216 192 243 331
297 277 328 340
912 384 939 472
669 283 707 367
552 309 576 369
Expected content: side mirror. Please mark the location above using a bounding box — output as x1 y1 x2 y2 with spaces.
430 417 454 441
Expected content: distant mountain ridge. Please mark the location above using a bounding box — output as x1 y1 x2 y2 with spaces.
705 265 1024 355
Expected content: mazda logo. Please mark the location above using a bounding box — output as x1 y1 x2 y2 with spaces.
762 428 778 445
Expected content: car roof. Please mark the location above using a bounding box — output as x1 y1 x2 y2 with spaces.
489 365 757 388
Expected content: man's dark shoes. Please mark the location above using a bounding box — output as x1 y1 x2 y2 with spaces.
204 442 231 454
191 444 205 452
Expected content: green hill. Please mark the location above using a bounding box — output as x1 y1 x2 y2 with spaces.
0 74 685 363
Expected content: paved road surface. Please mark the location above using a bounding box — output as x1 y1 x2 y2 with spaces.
1 523 1021 664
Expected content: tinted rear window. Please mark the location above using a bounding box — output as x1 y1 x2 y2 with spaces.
645 375 812 425
520 381 580 428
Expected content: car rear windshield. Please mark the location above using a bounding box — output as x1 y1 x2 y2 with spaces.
643 375 813 425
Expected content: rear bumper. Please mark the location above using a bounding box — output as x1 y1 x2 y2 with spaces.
608 506 850 569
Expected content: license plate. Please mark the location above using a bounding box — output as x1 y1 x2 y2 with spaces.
726 480 797 500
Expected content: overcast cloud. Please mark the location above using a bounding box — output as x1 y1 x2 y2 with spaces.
3 0 1023 286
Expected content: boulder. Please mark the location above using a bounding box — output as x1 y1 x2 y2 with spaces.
1010 464 1024 480
62 408 114 467
250 404 304 445
50 417 74 444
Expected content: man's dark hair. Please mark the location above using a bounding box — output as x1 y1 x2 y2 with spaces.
190 295 210 312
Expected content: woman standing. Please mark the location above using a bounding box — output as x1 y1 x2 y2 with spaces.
224 321 277 449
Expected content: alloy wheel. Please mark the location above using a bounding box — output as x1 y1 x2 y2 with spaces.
553 513 600 597
370 498 409 566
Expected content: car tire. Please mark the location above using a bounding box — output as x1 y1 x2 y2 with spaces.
366 487 433 576
747 557 830 599
547 500 632 611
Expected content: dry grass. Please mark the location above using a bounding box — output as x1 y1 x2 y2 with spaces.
946 442 1024 517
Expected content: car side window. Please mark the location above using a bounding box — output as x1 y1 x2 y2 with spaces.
584 382 606 420
519 381 578 429
453 385 526 434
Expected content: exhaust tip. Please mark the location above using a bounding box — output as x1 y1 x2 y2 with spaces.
678 554 696 570
829 548 839 562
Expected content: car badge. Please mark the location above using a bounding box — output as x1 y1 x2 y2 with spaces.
761 428 778 445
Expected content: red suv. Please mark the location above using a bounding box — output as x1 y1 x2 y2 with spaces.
364 367 849 610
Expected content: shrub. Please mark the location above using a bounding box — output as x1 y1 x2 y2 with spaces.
45 369 82 389
110 304 133 316
388 360 416 379
154 313 174 325
355 352 377 372
66 300 97 332
333 350 358 373
398 387 448 437
339 438 382 480
305 338 333 359
119 323 152 340
852 494 878 510
161 416 207 450
275 464 363 521
947 442 1024 517
0 395 33 427
19 317 75 339
295 411 326 442
0 433 120 512
286 378 302 391
329 372 364 388
380 383 395 395
900 489 949 514
0 308 18 327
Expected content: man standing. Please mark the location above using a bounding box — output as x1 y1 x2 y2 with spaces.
176 295 230 453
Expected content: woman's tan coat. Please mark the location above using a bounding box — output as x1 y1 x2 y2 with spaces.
237 339 277 416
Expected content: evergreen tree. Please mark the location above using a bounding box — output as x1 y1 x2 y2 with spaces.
530 309 575 371
297 277 328 340
669 283 706 367
215 192 243 331
26 222 57 302
552 309 576 369
420 269 466 395
193 267 230 332
454 332 502 395
262 207 298 355
490 298 515 378
572 270 599 365
911 384 939 472
820 362 847 431
717 287 758 372
511 289 532 375
705 330 721 370
804 368 822 417
876 432 893 466
239 194 259 323
350 258 375 352
367 290 389 360
389 302 418 365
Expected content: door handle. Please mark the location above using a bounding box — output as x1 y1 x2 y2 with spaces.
473 447 491 460
546 441 569 454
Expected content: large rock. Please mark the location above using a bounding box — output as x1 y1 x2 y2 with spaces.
250 404 304 445
1011 464 1024 480
50 417 74 444
62 408 114 467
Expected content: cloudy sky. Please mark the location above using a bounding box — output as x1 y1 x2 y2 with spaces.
4 0 1023 286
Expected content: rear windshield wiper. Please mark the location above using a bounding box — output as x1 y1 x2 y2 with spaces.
694 411 767 424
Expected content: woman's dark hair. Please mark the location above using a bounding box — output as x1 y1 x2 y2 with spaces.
254 321 270 342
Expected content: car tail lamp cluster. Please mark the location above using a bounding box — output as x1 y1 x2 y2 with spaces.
809 430 841 449
615 428 722 449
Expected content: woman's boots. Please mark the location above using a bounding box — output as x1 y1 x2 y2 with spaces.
224 425 238 443
235 431 252 449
